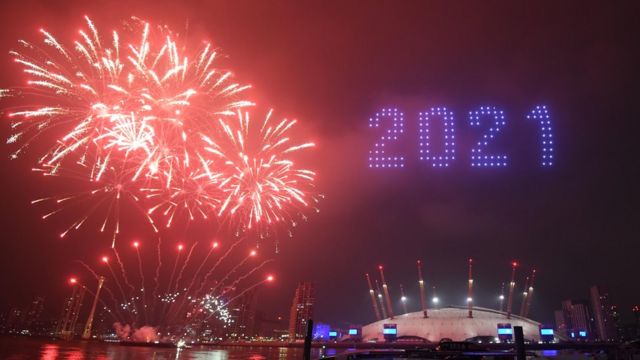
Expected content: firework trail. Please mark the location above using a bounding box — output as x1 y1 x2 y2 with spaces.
211 249 257 294
193 236 245 296
220 258 274 295
113 246 140 320
72 238 274 338
76 259 129 323
134 245 149 324
150 236 163 314
172 241 198 294
203 275 274 322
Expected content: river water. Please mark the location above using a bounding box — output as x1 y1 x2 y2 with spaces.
0 336 344 360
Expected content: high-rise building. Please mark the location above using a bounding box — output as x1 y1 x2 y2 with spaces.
554 309 567 338
227 288 258 339
22 296 45 334
561 299 592 340
254 312 287 339
589 285 617 341
288 281 315 341
5 307 24 334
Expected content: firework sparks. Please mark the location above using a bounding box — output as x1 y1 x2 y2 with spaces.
2 16 254 243
205 109 318 240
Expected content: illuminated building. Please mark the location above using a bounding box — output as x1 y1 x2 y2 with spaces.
288 281 315 341
361 306 546 342
22 296 45 334
227 288 258 339
561 299 592 340
554 309 567 338
5 307 24 334
254 312 287 339
589 285 617 341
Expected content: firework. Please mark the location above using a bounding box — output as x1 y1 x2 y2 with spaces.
2 17 319 246
73 237 273 341
1 16 252 242
204 109 319 240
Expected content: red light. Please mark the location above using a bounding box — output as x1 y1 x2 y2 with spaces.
250 250 257 256
133 241 139 248
177 244 184 251
212 242 219 249
69 277 77 285
266 275 274 282
101 256 109 263
378 265 383 270
512 261 518 267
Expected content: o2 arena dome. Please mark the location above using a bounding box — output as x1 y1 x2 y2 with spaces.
361 306 542 342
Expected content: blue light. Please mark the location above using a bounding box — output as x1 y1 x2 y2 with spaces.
348 329 358 335
527 105 554 166
540 329 554 335
579 331 587 337
497 328 513 335
383 328 397 335
418 107 455 167
369 108 405 168
312 323 331 340
329 331 338 337
469 106 508 167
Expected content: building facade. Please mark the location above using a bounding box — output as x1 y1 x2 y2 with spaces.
589 285 617 341
560 299 592 340
288 281 315 341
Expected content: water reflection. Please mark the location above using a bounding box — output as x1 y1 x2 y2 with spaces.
40 344 59 360
0 337 326 360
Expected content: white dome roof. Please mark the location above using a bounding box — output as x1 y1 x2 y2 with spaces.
362 306 541 342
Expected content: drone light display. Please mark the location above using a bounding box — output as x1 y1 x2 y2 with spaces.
369 104 554 168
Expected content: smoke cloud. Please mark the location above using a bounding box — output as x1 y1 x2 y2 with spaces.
113 322 158 343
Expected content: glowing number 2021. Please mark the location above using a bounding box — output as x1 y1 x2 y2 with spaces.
368 105 554 168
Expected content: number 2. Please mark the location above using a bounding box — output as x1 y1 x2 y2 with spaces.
469 106 508 167
368 108 405 168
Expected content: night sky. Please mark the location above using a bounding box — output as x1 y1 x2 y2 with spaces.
1 0 639 328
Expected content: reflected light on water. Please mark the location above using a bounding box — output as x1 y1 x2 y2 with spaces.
40 344 59 360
